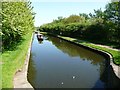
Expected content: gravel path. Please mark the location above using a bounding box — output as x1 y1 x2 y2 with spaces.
93 44 120 51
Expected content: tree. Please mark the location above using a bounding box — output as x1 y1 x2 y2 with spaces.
39 1 120 48
118 1 120 47
79 13 89 19
63 15 83 24
104 1 120 45
105 2 119 23
94 8 105 19
2 1 35 50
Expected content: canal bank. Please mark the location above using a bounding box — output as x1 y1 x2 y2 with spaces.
27 33 120 88
40 32 120 86
13 33 34 89
56 35 120 79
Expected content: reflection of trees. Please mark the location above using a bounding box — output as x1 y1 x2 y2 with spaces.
48 36 116 88
94 64 120 88
27 53 36 87
48 36 120 88
48 36 104 65
99 62 108 85
38 40 43 44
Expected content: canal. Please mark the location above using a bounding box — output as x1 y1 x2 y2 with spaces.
28 34 110 88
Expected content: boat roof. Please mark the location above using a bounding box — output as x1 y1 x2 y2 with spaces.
38 33 42 35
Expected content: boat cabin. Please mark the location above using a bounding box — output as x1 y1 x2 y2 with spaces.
37 33 43 40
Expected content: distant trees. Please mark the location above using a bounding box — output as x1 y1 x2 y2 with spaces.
1 1 35 50
104 1 120 45
63 15 84 24
79 13 89 20
39 1 120 48
105 2 119 23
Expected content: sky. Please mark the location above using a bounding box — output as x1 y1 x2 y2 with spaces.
31 0 110 27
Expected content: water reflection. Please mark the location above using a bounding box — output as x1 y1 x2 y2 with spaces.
27 54 36 86
38 40 43 44
28 34 119 88
48 36 105 65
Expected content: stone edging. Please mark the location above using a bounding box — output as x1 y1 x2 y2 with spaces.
56 35 120 79
13 33 34 89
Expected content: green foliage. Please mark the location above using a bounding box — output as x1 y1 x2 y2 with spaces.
63 15 85 24
39 16 107 42
52 15 86 25
79 13 89 20
39 1 120 48
2 33 33 88
84 24 107 41
104 2 120 45
2 1 35 51
58 35 120 65
105 2 119 22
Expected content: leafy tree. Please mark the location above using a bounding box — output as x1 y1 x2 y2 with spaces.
94 8 105 19
53 16 65 23
63 15 84 24
105 2 119 23
79 13 89 19
118 1 120 46
104 1 120 46
2 1 35 50
39 1 120 48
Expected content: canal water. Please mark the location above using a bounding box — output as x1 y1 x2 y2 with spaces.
28 34 109 88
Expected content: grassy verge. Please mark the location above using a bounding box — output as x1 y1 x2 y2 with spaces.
39 31 47 34
58 35 120 65
1 32 33 88
40 31 120 65
0 54 2 89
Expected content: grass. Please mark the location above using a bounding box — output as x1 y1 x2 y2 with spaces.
1 32 33 88
58 35 120 65
40 31 120 65
40 32 47 34
0 54 2 89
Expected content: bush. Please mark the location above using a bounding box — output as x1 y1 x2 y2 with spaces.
2 2 35 51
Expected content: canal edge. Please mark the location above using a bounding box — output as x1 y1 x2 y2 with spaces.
55 35 120 80
13 33 34 89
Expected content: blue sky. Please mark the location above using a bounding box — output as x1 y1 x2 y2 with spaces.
31 1 109 26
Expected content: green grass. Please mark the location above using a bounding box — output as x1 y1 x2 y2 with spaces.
40 32 47 34
40 31 120 65
58 36 120 65
0 54 2 89
1 32 33 88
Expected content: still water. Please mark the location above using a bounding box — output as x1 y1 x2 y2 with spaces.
28 34 109 88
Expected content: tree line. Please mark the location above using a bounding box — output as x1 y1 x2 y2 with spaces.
1 1 35 51
39 1 120 48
